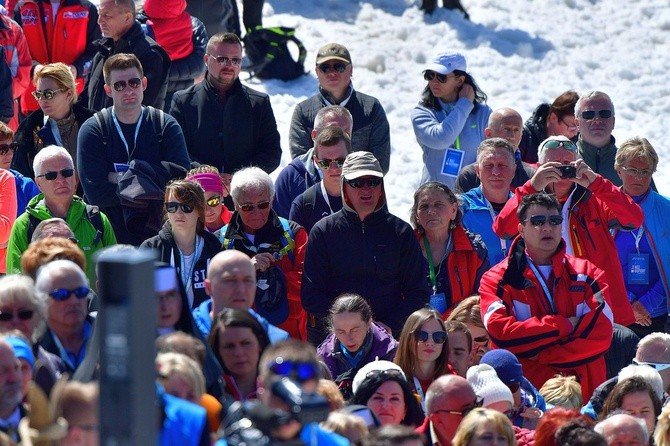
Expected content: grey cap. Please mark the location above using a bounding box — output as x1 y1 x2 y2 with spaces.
341 152 384 180
316 43 352 64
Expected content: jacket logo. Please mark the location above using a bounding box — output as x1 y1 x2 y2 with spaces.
63 11 89 19
20 10 38 26
570 285 585 292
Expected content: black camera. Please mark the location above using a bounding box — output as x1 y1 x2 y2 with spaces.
558 164 577 179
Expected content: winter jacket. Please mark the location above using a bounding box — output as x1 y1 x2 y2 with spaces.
272 148 320 218
219 211 308 340
170 77 281 175
519 103 550 164
289 86 391 173
142 0 193 60
289 180 343 235
0 13 30 100
140 221 223 309
577 135 621 186
0 168 16 273
14 0 99 114
493 176 643 326
411 98 491 188
9 169 39 217
184 0 234 39
454 152 536 194
460 186 514 265
79 20 170 111
158 384 209 446
6 194 117 281
38 316 94 373
479 236 614 401
0 56 11 122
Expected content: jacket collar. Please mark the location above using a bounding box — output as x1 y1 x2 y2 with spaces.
503 236 567 289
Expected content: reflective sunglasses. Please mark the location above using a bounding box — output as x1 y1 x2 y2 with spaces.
315 157 346 170
207 55 243 66
542 139 577 151
238 201 270 212
317 62 349 73
581 109 613 120
413 329 448 344
48 286 90 301
206 195 222 207
36 168 74 181
620 166 654 178
433 396 484 418
31 88 63 100
345 177 382 189
633 359 670 372
165 202 194 214
423 71 454 83
111 77 142 92
267 358 320 382
0 309 34 322
525 214 563 227
0 142 18 155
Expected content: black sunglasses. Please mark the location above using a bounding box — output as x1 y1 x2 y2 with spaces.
207 54 243 66
525 214 563 227
318 62 349 74
36 168 74 181
32 88 63 100
413 329 448 344
315 157 346 170
238 201 270 212
48 287 90 301
267 358 320 382
165 202 194 214
0 309 34 322
346 177 382 189
580 109 613 120
424 71 455 83
112 77 142 92
0 142 18 155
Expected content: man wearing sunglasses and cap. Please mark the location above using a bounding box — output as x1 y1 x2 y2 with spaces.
480 192 614 403
302 151 428 345
289 42 391 174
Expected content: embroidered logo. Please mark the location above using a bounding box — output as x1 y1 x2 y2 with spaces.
63 11 89 19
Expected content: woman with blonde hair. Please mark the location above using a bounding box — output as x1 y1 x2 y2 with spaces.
453 407 517 446
654 403 670 446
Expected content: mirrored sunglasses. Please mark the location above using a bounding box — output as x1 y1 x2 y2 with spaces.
112 77 142 92
542 139 577 151
165 202 194 214
36 168 74 181
526 214 563 227
32 88 63 100
0 309 34 322
48 286 90 301
346 177 382 189
267 358 320 382
207 55 243 66
206 195 222 207
414 329 448 344
581 109 613 120
238 201 270 212
318 62 349 73
315 157 346 170
0 142 18 155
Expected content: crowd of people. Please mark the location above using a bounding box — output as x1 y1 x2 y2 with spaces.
0 0 668 445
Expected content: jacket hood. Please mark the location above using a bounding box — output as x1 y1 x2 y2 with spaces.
144 0 186 19
26 194 83 221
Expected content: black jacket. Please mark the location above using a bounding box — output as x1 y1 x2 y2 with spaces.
289 181 343 235
519 103 550 164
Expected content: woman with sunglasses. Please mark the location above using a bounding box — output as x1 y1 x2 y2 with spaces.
186 165 232 233
394 307 454 412
141 180 222 309
219 167 308 340
0 122 40 219
410 182 489 319
13 63 93 181
411 51 491 188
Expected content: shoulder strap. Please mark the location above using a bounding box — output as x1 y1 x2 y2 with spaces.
85 204 105 245
277 217 295 262
302 185 317 210
219 224 234 249
26 214 41 244
93 108 109 147
147 106 165 145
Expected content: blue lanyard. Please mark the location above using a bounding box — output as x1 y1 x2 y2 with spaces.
112 107 144 158
484 198 508 257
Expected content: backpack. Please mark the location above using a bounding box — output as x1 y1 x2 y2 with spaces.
92 106 165 158
242 26 307 81
26 204 105 246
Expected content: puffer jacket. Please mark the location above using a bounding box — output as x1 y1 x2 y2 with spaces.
519 103 550 164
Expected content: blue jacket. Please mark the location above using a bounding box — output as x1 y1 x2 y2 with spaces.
215 423 349 446
9 169 39 217
273 149 320 218
289 180 343 235
158 385 209 446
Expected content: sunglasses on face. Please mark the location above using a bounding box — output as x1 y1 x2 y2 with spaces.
0 309 34 322
206 195 222 207
620 166 654 178
36 168 74 181
207 55 243 66
633 359 670 372
48 286 90 301
0 142 18 155
32 88 63 100
542 139 577 151
267 358 320 382
238 201 270 212
423 71 454 83
580 109 613 120
413 329 448 344
345 177 382 189
165 202 194 214
111 77 142 92
525 214 563 227
317 62 349 73
315 157 346 170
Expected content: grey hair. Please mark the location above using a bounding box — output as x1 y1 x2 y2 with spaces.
618 364 664 400
636 332 670 362
31 218 75 243
594 413 648 444
476 137 515 165
0 275 47 343
230 167 275 203
33 145 74 177
575 90 615 117
35 259 89 296
314 105 353 134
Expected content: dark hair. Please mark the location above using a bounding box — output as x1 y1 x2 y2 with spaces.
208 32 242 53
419 70 487 112
361 424 425 446
156 331 207 366
328 293 373 329
550 90 579 121
313 126 353 158
410 181 462 233
517 192 561 223
555 420 605 446
209 308 270 375
164 180 207 233
600 376 662 422
445 320 472 352
103 53 143 83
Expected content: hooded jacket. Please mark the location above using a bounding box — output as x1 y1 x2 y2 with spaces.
273 148 320 218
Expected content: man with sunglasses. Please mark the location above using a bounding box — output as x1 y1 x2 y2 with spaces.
289 42 391 174
302 152 428 345
170 32 281 178
481 192 614 403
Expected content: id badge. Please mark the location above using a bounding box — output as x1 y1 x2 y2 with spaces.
429 292 448 314
441 148 464 177
627 253 650 285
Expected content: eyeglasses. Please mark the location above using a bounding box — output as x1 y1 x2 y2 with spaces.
525 214 563 227
433 397 483 418
267 357 320 382
317 62 349 73
48 287 90 301
413 330 448 344
315 157 346 170
542 139 577 151
345 177 382 189
165 202 194 214
238 201 270 212
111 77 142 92
206 195 222 207
207 55 243 66
423 71 456 83
0 309 34 322
580 109 613 120
0 142 18 155
620 166 654 178
32 89 63 100
633 359 670 372
36 168 75 181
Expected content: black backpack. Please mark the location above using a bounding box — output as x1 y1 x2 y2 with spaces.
243 26 307 81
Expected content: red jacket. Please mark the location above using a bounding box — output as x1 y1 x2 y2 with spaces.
479 236 614 402
492 175 642 326
0 14 31 130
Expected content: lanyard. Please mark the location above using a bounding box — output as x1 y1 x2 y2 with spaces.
112 107 144 157
177 235 203 301
632 226 645 254
484 198 508 257
47 117 64 146
423 234 452 294
319 181 334 214
413 376 427 413
526 257 556 313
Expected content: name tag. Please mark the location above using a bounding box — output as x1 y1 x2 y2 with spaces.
627 253 650 285
441 148 464 177
430 292 448 314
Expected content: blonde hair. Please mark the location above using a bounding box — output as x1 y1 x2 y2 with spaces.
156 352 206 402
321 411 368 442
539 375 582 410
317 379 344 410
33 62 77 104
654 403 670 446
453 408 517 446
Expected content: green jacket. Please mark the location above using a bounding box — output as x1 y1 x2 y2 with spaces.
577 136 621 187
6 194 117 281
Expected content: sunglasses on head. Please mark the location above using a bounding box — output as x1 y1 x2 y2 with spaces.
48 286 90 301
206 195 222 207
580 109 613 120
37 168 74 181
165 202 194 214
238 201 270 212
0 142 18 155
542 139 577 151
0 309 34 322
525 214 563 227
207 54 243 66
364 368 405 381
318 62 349 74
315 157 346 170
345 177 382 189
111 77 142 92
413 329 448 344
267 358 320 382
32 88 63 101
423 71 453 83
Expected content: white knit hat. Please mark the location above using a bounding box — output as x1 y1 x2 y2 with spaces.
466 364 513 407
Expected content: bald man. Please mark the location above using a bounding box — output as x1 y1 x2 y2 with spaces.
455 107 536 194
192 250 288 342
594 413 648 446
